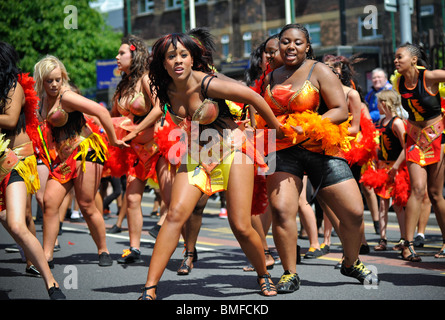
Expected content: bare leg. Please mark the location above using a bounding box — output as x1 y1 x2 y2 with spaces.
74 162 109 255
2 182 60 291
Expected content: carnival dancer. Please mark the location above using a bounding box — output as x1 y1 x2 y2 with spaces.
255 24 379 293
0 42 65 299
33 55 127 268
361 89 408 251
392 43 445 260
110 35 177 264
138 32 284 299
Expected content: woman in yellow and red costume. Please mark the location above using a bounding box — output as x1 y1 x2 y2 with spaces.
138 32 285 300
0 42 65 299
392 42 445 260
255 24 379 292
33 55 127 268
109 35 177 264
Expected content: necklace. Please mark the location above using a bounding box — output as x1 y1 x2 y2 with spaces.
284 59 307 79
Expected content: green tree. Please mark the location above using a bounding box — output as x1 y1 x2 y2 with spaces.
0 0 122 91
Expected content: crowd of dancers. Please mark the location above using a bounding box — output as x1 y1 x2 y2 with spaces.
1 23 445 300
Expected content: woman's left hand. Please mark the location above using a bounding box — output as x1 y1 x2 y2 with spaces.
113 140 130 148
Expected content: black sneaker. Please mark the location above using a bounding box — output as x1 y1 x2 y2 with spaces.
340 259 379 285
25 265 41 277
413 235 425 248
117 247 143 264
107 224 122 234
304 247 323 259
48 284 66 300
98 252 113 267
276 270 300 293
149 224 161 239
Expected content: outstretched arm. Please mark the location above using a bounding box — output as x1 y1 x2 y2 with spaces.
59 90 128 148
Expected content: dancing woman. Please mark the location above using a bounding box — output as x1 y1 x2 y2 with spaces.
256 24 379 292
392 43 445 260
33 55 127 267
110 35 176 264
0 42 65 299
138 32 284 299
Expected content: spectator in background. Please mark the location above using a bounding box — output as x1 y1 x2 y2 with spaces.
365 68 392 123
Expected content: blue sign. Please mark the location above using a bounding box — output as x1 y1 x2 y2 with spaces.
96 59 121 89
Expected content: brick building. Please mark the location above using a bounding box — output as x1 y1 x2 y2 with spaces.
124 0 444 92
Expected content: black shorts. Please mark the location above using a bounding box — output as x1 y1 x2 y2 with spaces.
271 145 354 190
7 169 24 186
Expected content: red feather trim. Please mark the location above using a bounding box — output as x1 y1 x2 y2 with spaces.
359 166 388 190
393 165 410 207
251 173 268 216
344 110 378 166
250 64 272 95
17 73 42 158
360 162 411 207
154 113 184 165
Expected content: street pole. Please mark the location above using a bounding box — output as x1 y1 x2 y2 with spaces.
285 0 291 24
126 0 131 35
181 0 186 32
339 0 347 45
399 0 412 44
189 0 196 30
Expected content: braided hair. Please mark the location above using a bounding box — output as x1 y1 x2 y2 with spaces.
398 42 429 68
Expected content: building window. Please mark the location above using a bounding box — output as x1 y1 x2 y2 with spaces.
243 32 252 57
420 5 435 31
305 23 321 46
268 28 281 37
221 34 230 58
195 0 207 4
358 14 383 40
165 0 181 10
138 0 154 14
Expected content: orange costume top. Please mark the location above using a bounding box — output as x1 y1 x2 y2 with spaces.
256 62 349 156
111 88 160 181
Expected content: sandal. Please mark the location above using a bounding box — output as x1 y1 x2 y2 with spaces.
243 250 275 272
374 239 387 251
434 241 445 258
138 285 157 300
177 251 194 275
257 273 277 296
401 241 422 262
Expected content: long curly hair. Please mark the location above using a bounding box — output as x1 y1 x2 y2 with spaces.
0 41 21 113
149 33 213 110
187 27 216 66
112 35 150 110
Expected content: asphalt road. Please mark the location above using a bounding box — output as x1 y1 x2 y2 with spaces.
0 191 444 315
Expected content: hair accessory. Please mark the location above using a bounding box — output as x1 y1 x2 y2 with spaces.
130 44 136 51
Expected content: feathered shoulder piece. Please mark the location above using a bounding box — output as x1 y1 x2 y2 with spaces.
17 73 42 155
